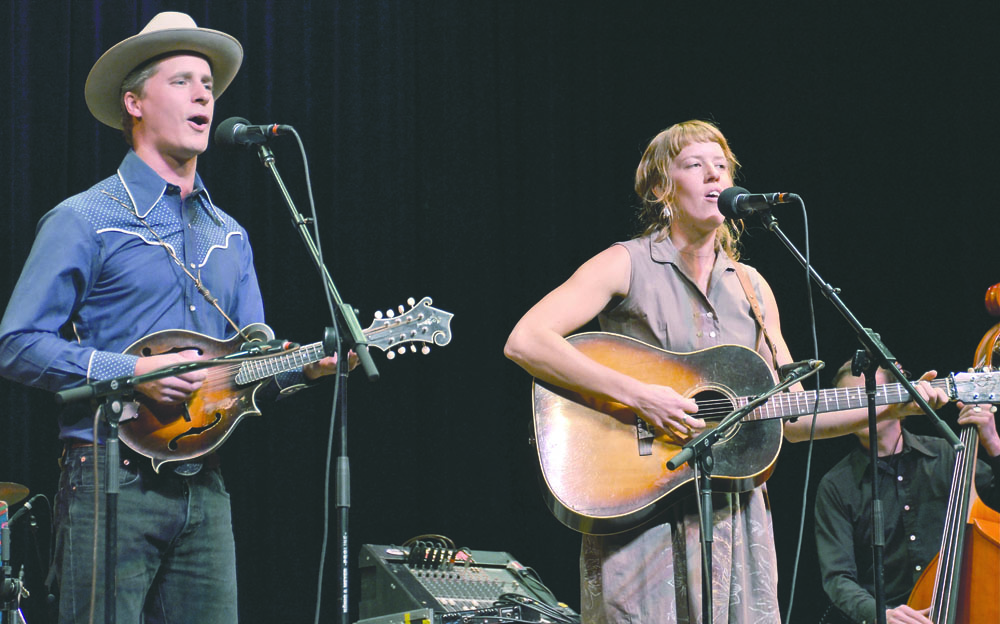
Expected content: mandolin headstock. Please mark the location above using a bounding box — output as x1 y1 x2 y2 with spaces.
363 296 454 359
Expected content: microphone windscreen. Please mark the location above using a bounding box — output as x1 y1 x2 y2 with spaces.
717 186 750 219
214 116 250 148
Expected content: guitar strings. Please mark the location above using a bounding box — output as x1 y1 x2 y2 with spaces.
691 379 953 422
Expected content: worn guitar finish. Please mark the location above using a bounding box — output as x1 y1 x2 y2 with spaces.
533 332 1000 535
117 297 453 472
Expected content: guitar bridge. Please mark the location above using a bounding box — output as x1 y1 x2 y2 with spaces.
636 416 654 456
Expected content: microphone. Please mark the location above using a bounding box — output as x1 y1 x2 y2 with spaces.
215 116 293 148
6 494 43 528
778 359 825 382
717 186 798 219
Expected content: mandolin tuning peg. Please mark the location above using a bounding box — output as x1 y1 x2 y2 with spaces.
397 347 405 355
374 311 383 319
421 346 430 355
398 305 405 314
386 351 395 360
407 297 415 306
410 345 416 352
386 310 395 318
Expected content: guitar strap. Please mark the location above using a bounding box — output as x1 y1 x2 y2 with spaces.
733 262 780 368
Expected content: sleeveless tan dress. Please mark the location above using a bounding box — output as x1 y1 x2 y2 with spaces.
581 235 782 623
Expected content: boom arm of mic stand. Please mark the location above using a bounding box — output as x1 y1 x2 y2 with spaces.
54 350 296 406
755 210 961 449
255 144 379 382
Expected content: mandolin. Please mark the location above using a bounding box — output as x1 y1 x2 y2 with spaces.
115 297 453 472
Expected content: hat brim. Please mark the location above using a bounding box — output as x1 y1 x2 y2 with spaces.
85 27 243 130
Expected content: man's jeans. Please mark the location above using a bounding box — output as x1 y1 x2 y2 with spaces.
52 445 238 624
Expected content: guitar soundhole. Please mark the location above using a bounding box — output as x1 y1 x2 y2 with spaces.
692 389 741 440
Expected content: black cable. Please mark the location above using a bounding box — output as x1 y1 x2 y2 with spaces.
784 197 821 624
496 593 579 624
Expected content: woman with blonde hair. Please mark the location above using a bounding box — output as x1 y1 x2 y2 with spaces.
506 119 787 622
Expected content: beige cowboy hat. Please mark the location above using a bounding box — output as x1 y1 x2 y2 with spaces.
85 11 243 129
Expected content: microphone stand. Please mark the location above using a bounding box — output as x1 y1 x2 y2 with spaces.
53 353 285 624
253 143 377 624
752 206 962 624
2 500 32 624
668 364 823 624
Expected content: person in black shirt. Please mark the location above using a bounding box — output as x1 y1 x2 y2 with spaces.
814 361 1000 624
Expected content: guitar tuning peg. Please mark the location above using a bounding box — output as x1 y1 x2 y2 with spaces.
386 351 395 360
374 311 383 320
410 345 416 353
398 305 405 314
397 347 405 355
421 346 430 355
386 309 395 318
407 297 415 306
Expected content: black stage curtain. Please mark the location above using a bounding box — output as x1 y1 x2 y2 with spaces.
2 1 997 622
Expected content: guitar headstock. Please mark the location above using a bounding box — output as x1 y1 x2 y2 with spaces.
364 296 454 359
951 370 1000 403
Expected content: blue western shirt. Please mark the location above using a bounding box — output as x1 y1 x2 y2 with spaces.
0 151 297 441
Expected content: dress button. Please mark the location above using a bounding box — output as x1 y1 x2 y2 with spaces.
707 312 714 318
189 262 196 268
189 305 196 312
709 331 716 338
915 565 922 571
904 505 911 511
909 535 916 541
897 475 904 481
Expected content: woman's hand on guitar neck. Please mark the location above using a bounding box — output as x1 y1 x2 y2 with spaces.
630 383 704 443
881 371 949 422
133 350 207 405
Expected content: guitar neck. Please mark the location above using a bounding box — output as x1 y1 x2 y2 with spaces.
742 378 955 422
234 341 326 385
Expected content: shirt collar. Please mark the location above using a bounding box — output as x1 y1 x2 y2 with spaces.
848 429 939 481
647 233 735 271
116 150 219 221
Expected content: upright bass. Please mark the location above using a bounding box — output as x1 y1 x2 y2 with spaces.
906 286 1000 623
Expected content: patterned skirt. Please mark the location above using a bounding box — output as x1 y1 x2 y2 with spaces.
580 486 780 624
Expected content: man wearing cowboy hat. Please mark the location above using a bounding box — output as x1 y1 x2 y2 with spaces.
0 12 339 623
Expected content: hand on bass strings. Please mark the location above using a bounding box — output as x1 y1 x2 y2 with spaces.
956 402 1000 457
885 604 933 624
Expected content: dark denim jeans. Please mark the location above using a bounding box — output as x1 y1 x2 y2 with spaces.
52 445 237 624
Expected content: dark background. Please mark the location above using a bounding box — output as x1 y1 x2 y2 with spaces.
2 1 997 623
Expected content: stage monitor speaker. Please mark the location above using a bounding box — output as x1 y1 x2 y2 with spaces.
358 543 574 623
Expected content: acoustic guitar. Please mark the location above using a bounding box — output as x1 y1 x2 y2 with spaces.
115 297 453 472
532 332 1000 535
